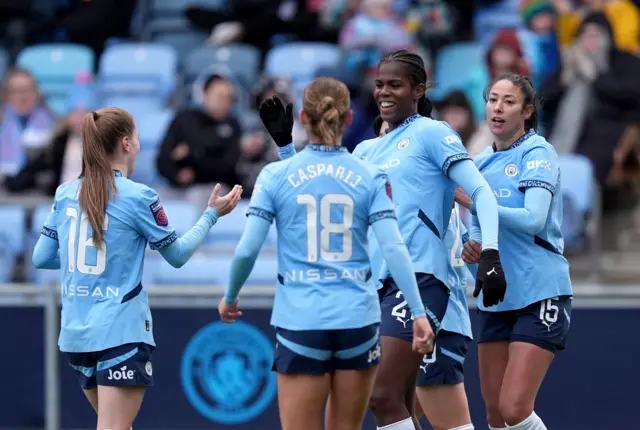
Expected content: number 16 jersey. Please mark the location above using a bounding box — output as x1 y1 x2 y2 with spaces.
43 171 177 352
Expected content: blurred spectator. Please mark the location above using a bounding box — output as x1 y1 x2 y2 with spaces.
0 68 54 179
542 12 640 187
462 29 531 120
552 0 640 54
434 90 493 158
406 0 456 54
157 74 242 207
186 0 338 58
521 0 561 87
4 72 96 195
339 0 414 77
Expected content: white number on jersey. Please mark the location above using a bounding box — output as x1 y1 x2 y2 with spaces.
66 207 108 275
449 208 465 268
297 193 354 263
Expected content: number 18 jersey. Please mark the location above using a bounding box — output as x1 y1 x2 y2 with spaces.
248 144 396 331
42 171 178 352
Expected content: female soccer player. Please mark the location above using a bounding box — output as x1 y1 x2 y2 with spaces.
218 77 435 430
459 73 572 430
32 107 243 430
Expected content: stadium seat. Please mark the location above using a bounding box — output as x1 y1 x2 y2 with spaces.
137 109 174 151
264 42 341 84
206 199 249 245
473 0 523 45
162 200 198 236
98 43 177 103
151 30 208 57
0 206 26 283
558 154 596 250
129 150 162 187
430 42 484 100
155 253 219 285
99 96 164 121
0 47 8 79
184 45 261 91
17 44 95 114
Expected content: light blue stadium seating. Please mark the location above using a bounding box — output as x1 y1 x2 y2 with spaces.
98 43 177 103
154 253 218 285
0 47 8 80
265 42 341 83
162 200 198 236
151 30 208 57
99 96 165 121
473 0 523 46
16 44 95 115
129 150 162 187
430 42 483 100
137 109 174 151
184 45 261 91
558 153 596 250
0 206 26 283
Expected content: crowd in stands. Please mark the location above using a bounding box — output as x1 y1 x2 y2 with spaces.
1 0 640 283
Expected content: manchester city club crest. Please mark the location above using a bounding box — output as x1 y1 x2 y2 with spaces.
504 163 518 177
397 138 410 150
181 321 276 425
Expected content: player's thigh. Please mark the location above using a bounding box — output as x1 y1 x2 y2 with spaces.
273 327 334 430
379 274 451 341
476 309 514 403
277 373 330 430
326 324 380 430
96 385 145 430
416 331 471 430
83 388 98 413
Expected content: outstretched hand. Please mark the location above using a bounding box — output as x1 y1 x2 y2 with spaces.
259 97 294 147
208 184 243 216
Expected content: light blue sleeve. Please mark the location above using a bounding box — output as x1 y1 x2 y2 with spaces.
32 235 60 269
369 170 395 219
33 197 61 269
133 187 179 250
449 159 499 250
224 215 272 304
421 124 471 176
518 145 558 195
371 218 426 318
492 188 552 235
247 166 277 221
158 208 219 268
469 214 481 243
278 143 296 160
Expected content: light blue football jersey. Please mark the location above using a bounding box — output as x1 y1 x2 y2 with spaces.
441 204 472 338
473 130 572 311
352 114 470 287
247 144 396 331
42 171 178 352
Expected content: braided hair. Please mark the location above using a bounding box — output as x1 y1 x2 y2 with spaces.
380 50 433 118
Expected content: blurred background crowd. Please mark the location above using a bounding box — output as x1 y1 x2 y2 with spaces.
1 0 640 285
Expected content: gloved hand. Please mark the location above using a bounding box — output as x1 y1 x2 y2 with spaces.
473 249 507 307
259 96 294 147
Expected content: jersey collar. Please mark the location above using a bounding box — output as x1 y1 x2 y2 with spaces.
492 129 535 152
306 143 348 152
386 113 422 134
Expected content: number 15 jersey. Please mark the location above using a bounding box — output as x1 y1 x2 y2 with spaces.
248 144 396 331
42 171 178 352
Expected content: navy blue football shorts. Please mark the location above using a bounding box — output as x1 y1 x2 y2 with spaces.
66 342 155 389
273 323 380 375
477 295 572 353
379 273 468 386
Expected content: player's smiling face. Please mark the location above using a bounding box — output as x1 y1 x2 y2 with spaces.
374 61 423 127
486 79 533 140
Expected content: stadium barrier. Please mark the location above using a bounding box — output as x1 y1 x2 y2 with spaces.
0 283 638 430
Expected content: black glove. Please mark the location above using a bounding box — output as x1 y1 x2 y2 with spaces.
259 96 294 147
473 249 507 307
